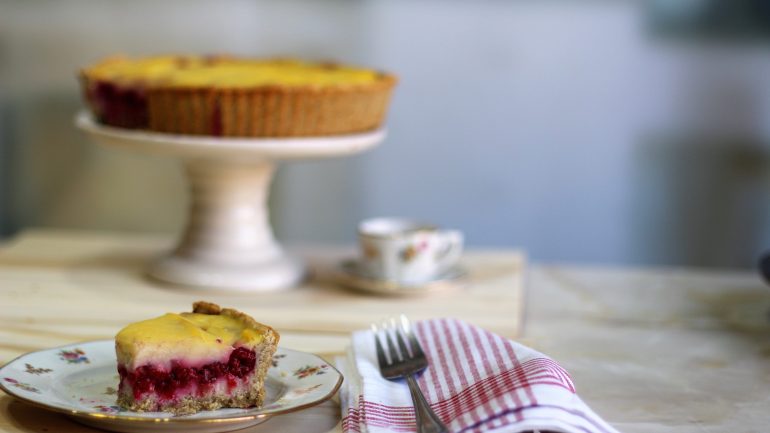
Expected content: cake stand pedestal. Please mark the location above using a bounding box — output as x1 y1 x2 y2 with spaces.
76 112 384 292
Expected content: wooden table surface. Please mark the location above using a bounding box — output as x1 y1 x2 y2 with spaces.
2 229 769 433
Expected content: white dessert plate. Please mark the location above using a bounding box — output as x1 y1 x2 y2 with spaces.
336 259 466 296
0 341 342 433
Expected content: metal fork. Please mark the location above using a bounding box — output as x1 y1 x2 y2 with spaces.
373 316 448 433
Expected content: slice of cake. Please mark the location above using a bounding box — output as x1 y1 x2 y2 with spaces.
79 55 397 137
115 301 279 414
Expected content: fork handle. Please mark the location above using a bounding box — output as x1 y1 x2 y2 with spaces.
406 375 448 433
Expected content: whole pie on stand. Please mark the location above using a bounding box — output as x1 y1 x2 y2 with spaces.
80 55 397 137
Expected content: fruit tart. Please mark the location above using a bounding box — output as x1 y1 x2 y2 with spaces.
80 55 397 137
115 301 279 414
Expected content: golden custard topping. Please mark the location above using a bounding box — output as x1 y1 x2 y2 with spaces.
83 55 382 88
115 312 264 368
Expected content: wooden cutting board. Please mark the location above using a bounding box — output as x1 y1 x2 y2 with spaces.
0 229 525 362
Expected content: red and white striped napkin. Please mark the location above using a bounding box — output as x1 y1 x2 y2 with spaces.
337 318 620 433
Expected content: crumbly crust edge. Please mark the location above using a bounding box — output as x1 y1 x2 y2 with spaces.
191 301 280 346
117 384 266 415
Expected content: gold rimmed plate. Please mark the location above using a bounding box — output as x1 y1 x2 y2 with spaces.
0 341 342 433
336 259 466 296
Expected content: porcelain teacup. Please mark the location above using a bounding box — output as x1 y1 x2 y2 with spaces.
357 218 463 283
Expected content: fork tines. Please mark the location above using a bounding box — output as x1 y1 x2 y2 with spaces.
371 316 447 433
372 315 425 369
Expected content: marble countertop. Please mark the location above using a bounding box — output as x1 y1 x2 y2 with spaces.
526 265 769 432
1 229 768 432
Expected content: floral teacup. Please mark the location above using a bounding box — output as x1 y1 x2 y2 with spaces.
358 218 463 283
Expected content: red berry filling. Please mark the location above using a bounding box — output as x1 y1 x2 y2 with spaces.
118 347 257 401
87 81 149 129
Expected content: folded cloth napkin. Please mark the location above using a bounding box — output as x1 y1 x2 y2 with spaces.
337 318 620 433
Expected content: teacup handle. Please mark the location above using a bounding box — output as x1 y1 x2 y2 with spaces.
435 230 463 274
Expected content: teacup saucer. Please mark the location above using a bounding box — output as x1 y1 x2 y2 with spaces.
336 259 466 296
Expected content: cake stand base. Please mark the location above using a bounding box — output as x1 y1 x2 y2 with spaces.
148 158 303 291
76 112 385 291
148 253 304 292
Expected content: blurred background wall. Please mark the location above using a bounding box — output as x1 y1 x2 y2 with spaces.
1 0 769 268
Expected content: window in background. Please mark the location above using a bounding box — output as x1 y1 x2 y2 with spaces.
649 0 770 40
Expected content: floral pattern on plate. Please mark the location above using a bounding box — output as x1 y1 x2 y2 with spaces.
3 377 40 393
58 348 89 364
24 363 52 375
271 353 287 367
0 341 342 433
292 364 329 379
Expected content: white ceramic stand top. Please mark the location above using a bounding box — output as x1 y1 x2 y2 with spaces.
75 112 385 292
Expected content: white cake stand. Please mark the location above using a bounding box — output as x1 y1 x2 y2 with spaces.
75 112 385 291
